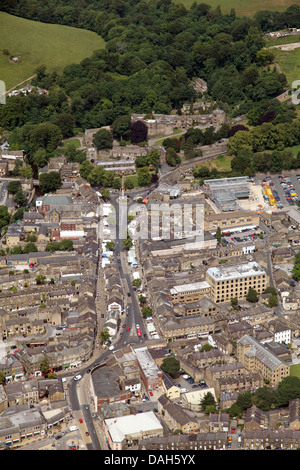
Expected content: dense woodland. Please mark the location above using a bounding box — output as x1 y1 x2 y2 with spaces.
1 1 300 177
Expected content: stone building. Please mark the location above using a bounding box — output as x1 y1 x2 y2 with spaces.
237 334 290 386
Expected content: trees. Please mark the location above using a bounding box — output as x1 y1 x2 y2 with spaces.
18 164 34 179
105 241 115 251
80 160 93 180
130 120 148 144
93 128 113 149
141 306 152 318
160 356 180 377
14 189 28 207
28 122 62 156
40 356 50 375
216 226 222 242
53 113 75 139
132 278 142 289
39 171 61 193
251 386 275 411
137 167 152 187
123 238 133 250
45 240 73 252
99 327 110 343
166 147 181 166
268 294 278 308
193 165 210 179
87 166 108 186
101 188 110 200
23 242 38 253
274 376 300 408
7 180 21 195
32 148 49 168
200 392 217 414
138 294 147 305
0 206 11 230
246 287 258 303
124 177 134 190
111 115 131 141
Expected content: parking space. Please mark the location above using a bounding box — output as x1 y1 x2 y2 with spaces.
259 174 300 209
175 373 208 396
219 227 263 247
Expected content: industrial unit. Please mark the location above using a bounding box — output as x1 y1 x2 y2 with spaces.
203 176 250 212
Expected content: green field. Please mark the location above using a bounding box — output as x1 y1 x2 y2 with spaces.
0 12 105 90
272 46 300 86
173 0 300 16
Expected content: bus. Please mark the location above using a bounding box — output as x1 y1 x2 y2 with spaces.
136 324 142 337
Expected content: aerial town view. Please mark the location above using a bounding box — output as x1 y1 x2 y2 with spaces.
2 0 300 458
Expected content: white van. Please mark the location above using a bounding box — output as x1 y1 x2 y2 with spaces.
69 425 78 432
180 388 188 394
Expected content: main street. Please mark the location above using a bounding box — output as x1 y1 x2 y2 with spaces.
67 187 151 449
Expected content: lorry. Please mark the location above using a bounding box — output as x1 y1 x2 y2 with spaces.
69 425 79 432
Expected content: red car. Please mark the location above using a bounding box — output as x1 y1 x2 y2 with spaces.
149 391 153 396
126 327 130 331
122 324 126 328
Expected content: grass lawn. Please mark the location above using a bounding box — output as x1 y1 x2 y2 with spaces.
0 12 105 90
194 154 233 173
62 139 81 149
266 35 300 47
290 363 300 378
272 46 300 86
173 0 300 16
125 174 139 188
285 143 300 156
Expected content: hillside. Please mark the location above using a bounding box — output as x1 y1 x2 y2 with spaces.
0 12 105 91
173 0 300 16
